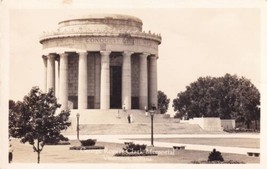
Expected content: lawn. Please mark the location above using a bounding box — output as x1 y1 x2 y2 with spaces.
10 139 259 163
128 138 259 148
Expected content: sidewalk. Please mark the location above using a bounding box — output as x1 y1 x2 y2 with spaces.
65 134 260 155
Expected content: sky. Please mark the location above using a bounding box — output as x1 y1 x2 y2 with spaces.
8 8 261 114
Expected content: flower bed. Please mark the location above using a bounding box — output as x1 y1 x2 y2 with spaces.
69 145 105 150
191 160 245 164
114 142 158 157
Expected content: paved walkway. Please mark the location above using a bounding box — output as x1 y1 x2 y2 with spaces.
65 134 260 155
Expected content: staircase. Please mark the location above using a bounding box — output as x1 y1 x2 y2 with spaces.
64 109 224 135
69 109 180 124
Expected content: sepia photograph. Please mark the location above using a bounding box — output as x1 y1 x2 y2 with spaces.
1 0 266 169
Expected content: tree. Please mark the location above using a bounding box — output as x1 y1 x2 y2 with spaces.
157 90 170 114
9 87 71 163
173 74 260 129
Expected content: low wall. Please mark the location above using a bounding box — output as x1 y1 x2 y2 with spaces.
221 119 235 130
188 117 223 131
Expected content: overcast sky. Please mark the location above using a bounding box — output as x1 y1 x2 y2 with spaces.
9 8 261 114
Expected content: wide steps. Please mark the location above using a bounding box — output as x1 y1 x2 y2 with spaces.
69 109 180 124
65 109 225 134
63 122 223 135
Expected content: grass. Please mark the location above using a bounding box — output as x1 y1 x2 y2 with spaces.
128 138 259 148
10 139 259 163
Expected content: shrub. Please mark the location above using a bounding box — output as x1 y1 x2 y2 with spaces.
114 151 157 157
69 145 104 150
123 142 146 153
114 142 158 156
80 139 97 146
46 137 70 145
191 160 245 164
208 149 224 162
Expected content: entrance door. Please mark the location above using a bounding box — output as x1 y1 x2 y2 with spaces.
110 66 122 108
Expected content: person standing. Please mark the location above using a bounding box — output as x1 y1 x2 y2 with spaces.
127 114 131 123
9 143 13 163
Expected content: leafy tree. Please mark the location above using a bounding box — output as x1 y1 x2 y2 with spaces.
157 90 170 114
9 87 71 163
173 74 260 129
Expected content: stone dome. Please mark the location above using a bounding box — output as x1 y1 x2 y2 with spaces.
39 14 161 53
57 14 143 33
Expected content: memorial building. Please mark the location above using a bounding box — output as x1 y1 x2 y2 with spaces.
40 14 161 111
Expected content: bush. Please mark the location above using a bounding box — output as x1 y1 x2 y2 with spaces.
80 139 97 146
208 149 224 162
114 151 157 157
192 160 245 164
123 142 146 153
114 142 158 157
224 128 260 133
69 145 104 150
46 137 70 145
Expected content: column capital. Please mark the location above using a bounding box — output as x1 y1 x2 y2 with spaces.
47 53 57 60
78 51 88 56
100 51 111 56
47 53 59 61
59 52 69 57
58 53 68 61
42 55 47 60
149 55 158 60
140 52 150 58
122 51 134 56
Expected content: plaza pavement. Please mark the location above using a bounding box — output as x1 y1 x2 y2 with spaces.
65 133 260 155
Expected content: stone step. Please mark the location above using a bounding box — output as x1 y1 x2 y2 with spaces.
69 109 179 124
65 109 225 135
63 122 224 135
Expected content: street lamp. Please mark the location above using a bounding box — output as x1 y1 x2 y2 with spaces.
76 113 80 140
149 104 157 147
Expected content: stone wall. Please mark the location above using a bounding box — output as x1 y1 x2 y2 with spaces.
189 117 223 131
221 119 235 130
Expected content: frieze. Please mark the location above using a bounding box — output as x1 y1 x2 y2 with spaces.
43 36 158 49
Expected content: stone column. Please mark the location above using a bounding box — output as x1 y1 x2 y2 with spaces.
59 53 68 110
100 51 111 109
148 55 158 109
139 53 149 110
47 53 56 92
122 51 133 109
42 55 47 92
78 52 88 109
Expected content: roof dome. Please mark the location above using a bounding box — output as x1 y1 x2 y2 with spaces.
58 14 143 33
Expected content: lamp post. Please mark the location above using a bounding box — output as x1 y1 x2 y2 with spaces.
76 113 80 140
150 104 156 147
